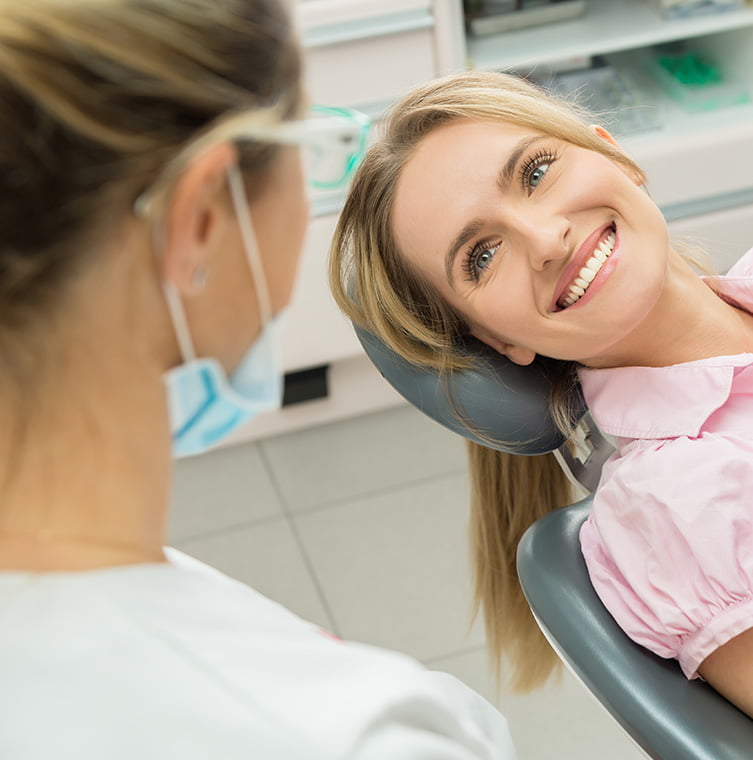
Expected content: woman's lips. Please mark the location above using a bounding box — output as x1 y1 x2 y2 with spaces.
551 223 616 312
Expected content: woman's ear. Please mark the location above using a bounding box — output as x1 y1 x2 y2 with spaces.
589 124 620 147
504 344 537 366
590 124 644 186
160 142 239 296
471 329 536 366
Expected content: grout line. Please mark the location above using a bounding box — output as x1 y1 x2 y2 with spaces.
257 443 343 638
282 465 471 518
255 439 292 515
285 517 343 639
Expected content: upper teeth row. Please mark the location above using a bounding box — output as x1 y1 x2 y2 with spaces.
560 231 616 308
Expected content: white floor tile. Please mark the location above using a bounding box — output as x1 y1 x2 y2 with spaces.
293 472 484 663
174 518 334 633
168 440 284 543
259 404 467 512
430 647 645 760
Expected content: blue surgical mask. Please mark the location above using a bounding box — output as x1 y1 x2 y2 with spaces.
162 166 284 458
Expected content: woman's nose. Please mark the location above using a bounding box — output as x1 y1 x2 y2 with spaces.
521 214 571 271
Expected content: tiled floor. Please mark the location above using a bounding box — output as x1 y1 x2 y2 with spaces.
168 403 643 760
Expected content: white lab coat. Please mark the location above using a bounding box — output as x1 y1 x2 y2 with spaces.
0 548 517 759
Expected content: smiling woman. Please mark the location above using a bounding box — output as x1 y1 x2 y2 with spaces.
390 116 681 369
330 69 753 715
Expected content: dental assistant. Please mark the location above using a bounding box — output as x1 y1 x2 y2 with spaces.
0 2 518 758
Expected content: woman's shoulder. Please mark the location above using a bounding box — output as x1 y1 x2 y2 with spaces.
581 429 753 678
594 430 753 518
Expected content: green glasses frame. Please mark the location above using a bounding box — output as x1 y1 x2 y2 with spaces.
252 104 371 191
135 104 371 217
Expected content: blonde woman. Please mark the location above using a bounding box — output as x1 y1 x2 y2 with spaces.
0 4 520 758
331 69 753 717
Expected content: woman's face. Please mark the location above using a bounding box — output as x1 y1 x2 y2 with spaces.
391 119 671 368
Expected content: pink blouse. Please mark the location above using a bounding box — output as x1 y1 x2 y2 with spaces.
579 247 753 679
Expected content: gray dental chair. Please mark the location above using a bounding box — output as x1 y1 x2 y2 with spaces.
355 324 753 759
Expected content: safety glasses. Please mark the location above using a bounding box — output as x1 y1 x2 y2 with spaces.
135 104 371 217
249 105 371 190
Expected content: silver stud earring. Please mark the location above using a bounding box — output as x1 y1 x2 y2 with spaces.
191 267 209 291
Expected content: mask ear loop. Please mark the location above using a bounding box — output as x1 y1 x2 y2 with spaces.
156 225 198 364
226 165 272 327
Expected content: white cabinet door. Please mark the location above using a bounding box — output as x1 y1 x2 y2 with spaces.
296 0 431 29
297 0 436 111
627 122 753 210
281 213 362 372
303 29 437 110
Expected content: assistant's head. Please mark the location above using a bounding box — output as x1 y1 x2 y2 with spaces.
330 70 670 381
0 0 306 451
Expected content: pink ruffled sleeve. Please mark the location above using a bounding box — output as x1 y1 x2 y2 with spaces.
580 433 753 679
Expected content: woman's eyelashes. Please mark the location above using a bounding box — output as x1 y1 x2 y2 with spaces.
461 147 559 283
463 240 501 283
519 148 559 194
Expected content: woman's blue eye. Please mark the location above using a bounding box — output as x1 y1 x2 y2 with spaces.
478 248 494 269
529 163 550 187
520 149 559 192
464 242 500 282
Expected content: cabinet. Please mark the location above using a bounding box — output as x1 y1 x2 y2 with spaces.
232 0 753 443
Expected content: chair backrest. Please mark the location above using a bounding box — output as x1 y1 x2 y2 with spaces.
355 324 584 456
517 500 753 760
354 324 613 491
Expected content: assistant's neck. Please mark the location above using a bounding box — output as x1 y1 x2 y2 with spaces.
0 354 173 572
0 236 176 572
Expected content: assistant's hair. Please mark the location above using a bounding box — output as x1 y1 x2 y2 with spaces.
0 0 301 357
330 70 646 691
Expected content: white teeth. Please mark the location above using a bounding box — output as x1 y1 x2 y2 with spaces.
558 230 615 309
580 267 597 283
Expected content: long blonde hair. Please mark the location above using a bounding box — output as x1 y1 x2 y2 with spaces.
330 70 646 691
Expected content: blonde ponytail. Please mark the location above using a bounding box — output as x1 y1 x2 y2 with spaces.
468 444 573 691
330 69 631 691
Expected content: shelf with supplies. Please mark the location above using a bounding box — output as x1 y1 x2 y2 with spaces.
465 0 753 72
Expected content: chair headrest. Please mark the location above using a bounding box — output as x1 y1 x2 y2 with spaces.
354 324 587 456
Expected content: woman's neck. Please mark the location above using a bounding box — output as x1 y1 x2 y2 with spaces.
586 253 753 369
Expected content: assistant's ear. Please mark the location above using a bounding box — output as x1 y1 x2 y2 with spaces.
471 329 536 366
160 142 239 296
